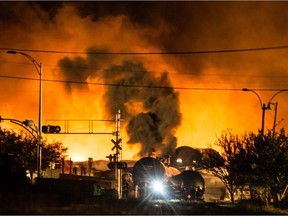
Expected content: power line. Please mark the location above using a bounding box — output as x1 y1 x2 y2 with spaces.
0 75 37 82
1 45 288 55
1 73 286 87
2 60 288 79
0 74 287 92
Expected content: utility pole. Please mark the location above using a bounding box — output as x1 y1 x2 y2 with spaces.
107 110 124 199
7 50 43 178
261 103 266 136
272 102 278 135
115 110 122 199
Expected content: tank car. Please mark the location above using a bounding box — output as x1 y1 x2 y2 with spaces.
172 170 205 200
132 157 180 199
170 146 202 170
132 156 205 200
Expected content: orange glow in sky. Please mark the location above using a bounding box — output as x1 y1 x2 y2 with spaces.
1 2 288 161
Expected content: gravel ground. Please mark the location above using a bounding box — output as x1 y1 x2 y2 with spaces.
1 196 284 215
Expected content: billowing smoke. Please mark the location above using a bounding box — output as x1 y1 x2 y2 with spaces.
58 47 115 93
58 56 181 157
103 61 181 157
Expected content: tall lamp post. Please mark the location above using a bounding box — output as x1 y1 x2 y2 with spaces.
7 50 43 178
242 88 288 135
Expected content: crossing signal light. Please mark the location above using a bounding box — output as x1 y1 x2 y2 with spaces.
107 162 115 170
118 162 127 169
107 161 127 170
42 125 61 133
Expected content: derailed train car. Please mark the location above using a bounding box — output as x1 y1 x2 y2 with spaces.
131 156 205 200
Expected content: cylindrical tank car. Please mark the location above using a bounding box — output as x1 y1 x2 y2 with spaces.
132 156 205 200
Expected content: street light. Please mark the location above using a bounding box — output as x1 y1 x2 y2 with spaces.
1 117 38 140
242 88 288 135
7 50 43 178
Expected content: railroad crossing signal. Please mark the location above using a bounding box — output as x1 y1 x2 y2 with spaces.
106 153 127 169
42 125 61 133
111 138 122 150
106 154 116 162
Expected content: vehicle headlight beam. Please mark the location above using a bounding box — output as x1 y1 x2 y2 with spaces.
151 180 165 194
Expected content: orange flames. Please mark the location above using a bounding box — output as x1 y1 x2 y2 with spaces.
1 2 288 161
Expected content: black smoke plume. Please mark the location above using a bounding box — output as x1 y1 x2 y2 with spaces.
58 53 181 157
58 47 114 93
103 61 181 158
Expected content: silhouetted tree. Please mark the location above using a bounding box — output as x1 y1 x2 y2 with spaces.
201 129 242 203
203 129 288 204
0 128 68 182
251 129 288 203
231 129 288 203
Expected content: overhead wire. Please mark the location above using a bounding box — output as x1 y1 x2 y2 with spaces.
2 44 288 79
0 74 287 92
1 44 288 55
2 60 288 80
1 45 288 90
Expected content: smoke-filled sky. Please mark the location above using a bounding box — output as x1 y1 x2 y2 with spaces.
1 1 288 161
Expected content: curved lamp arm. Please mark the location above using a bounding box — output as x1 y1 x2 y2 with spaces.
242 88 263 108
7 50 41 75
267 90 288 107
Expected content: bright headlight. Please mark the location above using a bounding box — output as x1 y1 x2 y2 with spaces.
151 180 165 194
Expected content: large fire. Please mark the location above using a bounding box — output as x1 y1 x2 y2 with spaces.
1 2 288 161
